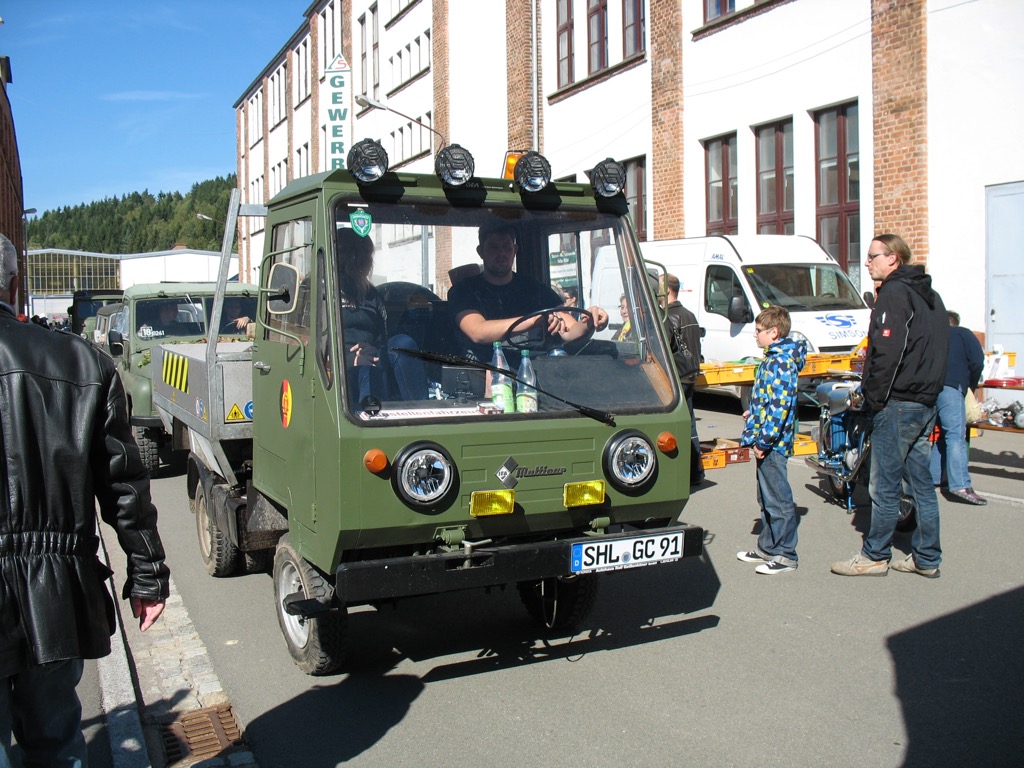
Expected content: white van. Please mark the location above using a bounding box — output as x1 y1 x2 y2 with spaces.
634 235 869 395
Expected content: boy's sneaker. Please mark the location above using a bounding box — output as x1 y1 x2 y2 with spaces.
890 554 940 579
755 560 796 575
830 553 889 576
737 550 769 563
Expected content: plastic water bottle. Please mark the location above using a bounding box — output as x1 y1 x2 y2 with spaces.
515 349 538 413
490 342 515 413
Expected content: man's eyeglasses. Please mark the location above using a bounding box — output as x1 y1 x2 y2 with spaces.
866 251 890 261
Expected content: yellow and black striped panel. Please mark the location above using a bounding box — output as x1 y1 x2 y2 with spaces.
162 351 190 394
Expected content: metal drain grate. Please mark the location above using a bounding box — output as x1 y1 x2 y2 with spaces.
159 704 246 765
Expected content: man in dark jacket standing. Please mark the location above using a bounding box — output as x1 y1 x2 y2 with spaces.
832 233 948 578
662 274 704 486
0 234 170 766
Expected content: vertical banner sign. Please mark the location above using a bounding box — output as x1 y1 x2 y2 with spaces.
324 53 352 170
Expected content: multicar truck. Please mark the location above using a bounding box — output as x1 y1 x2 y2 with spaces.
152 143 704 675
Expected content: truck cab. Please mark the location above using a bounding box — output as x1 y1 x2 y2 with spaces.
154 145 704 674
107 282 258 471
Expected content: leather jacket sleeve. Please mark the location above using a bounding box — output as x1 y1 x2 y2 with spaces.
92 362 171 601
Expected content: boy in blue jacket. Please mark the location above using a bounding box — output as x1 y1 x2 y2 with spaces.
737 306 808 574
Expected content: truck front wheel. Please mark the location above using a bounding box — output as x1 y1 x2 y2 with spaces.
517 574 599 631
133 426 160 475
195 482 239 577
273 536 347 675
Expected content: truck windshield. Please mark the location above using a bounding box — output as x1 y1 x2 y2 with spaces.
741 263 864 311
135 295 257 340
329 200 677 423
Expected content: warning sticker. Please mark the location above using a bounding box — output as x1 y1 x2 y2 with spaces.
226 403 246 422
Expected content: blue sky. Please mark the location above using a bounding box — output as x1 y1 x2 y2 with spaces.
2 1 304 218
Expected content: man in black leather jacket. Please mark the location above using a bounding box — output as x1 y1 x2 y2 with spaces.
0 233 170 766
832 233 948 579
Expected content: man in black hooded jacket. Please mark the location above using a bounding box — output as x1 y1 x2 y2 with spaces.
832 233 948 579
0 233 170 766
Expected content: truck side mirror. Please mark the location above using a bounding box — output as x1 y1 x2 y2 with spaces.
862 290 875 309
107 329 123 357
727 295 753 325
266 263 300 315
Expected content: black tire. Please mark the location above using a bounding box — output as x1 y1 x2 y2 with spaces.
896 494 918 532
195 481 239 577
827 474 852 502
273 535 348 675
133 425 160 475
243 549 274 574
517 574 599 631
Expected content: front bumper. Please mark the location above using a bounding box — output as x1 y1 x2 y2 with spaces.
333 523 704 604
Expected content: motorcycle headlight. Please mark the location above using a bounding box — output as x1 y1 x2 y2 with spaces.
789 330 815 354
603 430 657 495
392 442 458 511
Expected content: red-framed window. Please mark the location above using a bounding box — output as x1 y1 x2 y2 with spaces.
756 120 795 234
706 134 737 236
815 102 859 271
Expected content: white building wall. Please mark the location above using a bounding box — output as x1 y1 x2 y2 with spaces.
926 0 1024 331
682 0 874 284
118 252 241 287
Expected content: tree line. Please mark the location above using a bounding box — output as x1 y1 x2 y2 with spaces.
26 175 238 254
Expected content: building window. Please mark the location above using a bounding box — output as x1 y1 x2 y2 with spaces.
296 142 310 179
371 4 380 99
269 64 286 127
588 0 608 75
295 39 311 104
624 156 646 241
248 92 263 147
756 120 794 234
359 14 368 95
705 0 736 24
557 0 574 88
705 134 737 235
623 0 645 58
816 102 859 272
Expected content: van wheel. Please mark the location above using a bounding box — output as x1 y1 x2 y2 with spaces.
195 482 239 577
273 536 347 675
517 574 598 631
133 426 160 474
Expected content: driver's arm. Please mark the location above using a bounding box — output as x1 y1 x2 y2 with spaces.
454 309 552 345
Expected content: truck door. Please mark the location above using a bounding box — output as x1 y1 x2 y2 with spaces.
702 264 756 361
252 215 319 539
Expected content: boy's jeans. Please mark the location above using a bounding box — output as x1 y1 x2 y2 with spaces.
863 400 942 569
929 385 972 491
755 449 798 566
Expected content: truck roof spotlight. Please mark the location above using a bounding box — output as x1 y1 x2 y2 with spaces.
513 151 552 193
435 144 476 186
588 158 627 197
347 139 389 183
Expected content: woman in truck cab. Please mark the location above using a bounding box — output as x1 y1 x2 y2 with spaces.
337 228 427 410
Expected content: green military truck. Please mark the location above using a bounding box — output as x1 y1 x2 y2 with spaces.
106 281 258 472
68 288 124 339
152 143 703 675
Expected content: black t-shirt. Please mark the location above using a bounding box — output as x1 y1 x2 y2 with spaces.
448 272 561 362
341 283 387 350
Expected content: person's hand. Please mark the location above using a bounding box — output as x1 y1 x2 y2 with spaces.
753 446 766 460
546 312 568 337
589 306 610 331
349 342 380 367
231 316 250 330
131 597 166 632
742 410 750 419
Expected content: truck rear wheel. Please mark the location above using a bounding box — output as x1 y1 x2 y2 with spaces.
133 426 160 475
273 535 347 675
517 574 599 631
195 482 239 577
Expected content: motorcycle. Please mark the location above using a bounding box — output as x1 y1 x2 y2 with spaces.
805 377 917 531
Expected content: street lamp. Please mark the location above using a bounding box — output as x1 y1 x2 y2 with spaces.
355 94 445 148
20 208 36 314
196 212 221 224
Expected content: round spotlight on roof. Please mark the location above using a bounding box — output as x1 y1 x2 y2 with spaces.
513 151 552 193
435 144 476 186
588 158 627 197
347 138 390 183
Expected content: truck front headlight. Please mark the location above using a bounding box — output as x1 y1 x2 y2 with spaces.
392 442 458 510
603 430 657 494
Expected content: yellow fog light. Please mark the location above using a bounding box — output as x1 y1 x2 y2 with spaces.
563 481 606 508
469 489 515 517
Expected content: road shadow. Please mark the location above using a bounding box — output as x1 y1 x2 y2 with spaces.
233 554 720 766
888 585 1024 767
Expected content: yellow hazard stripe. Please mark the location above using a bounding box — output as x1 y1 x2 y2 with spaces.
162 351 189 393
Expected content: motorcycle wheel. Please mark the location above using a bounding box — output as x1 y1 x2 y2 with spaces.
827 474 851 502
896 494 918 532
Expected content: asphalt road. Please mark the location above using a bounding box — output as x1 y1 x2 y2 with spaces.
132 396 1024 767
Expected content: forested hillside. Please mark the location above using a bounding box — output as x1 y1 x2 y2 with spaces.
26 175 237 253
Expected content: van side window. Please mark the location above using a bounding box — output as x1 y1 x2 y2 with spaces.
315 247 334 389
705 265 743 317
265 218 314 345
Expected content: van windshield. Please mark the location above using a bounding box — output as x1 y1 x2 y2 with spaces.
741 263 864 311
323 200 678 423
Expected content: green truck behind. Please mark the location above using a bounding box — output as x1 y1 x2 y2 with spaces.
152 143 703 674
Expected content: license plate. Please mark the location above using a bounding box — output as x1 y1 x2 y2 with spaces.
570 532 684 574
